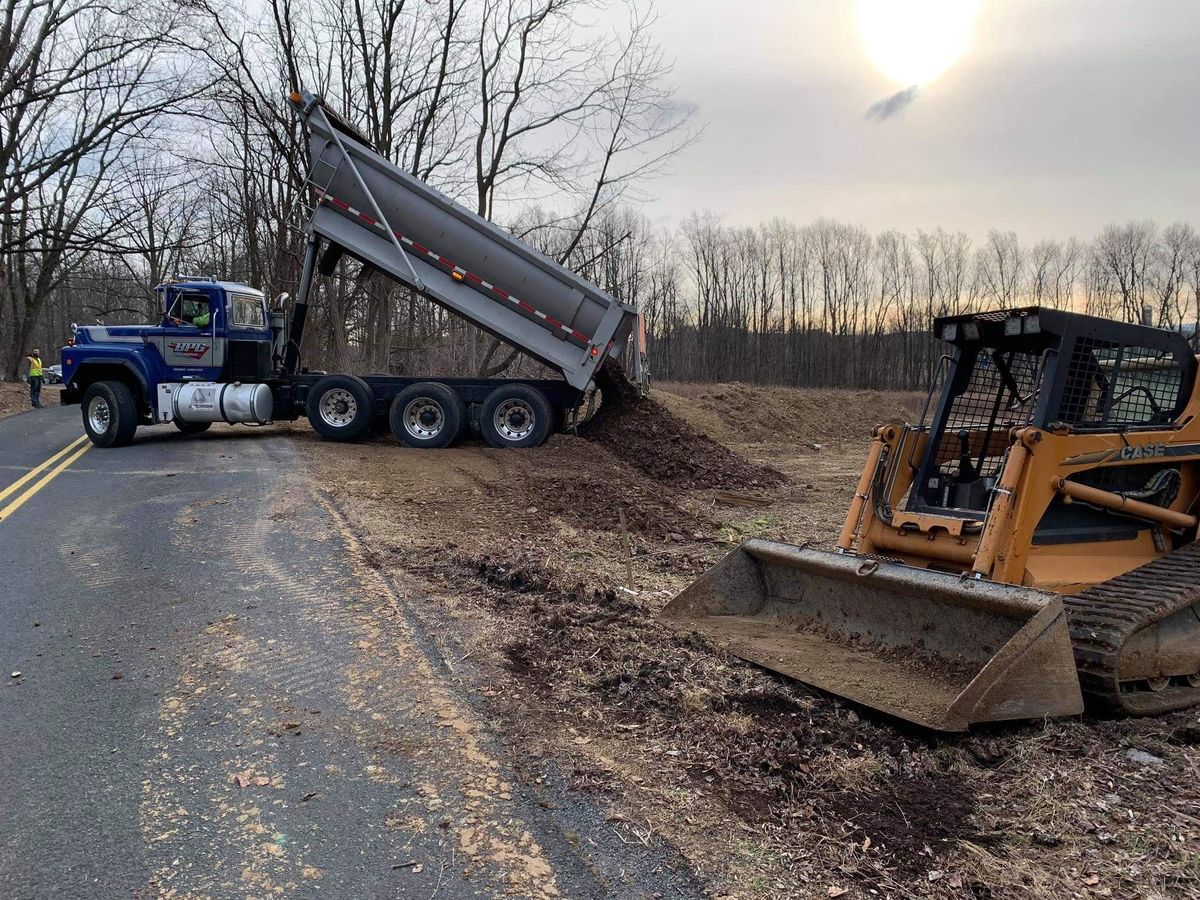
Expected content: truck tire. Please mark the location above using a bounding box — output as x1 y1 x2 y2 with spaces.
307 375 375 441
82 381 138 448
174 420 212 435
480 384 553 449
390 383 465 449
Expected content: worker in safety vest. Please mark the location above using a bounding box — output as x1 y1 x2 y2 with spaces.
24 349 44 409
168 303 210 328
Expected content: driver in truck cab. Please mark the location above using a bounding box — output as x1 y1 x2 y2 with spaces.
168 295 211 328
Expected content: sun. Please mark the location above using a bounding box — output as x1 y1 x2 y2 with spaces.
855 0 982 88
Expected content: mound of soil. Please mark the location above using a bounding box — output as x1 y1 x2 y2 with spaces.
656 382 924 447
0 383 33 421
477 433 710 539
587 365 785 491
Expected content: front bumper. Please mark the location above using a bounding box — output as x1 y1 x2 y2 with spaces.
61 384 80 406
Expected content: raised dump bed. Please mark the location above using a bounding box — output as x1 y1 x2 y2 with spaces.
290 89 640 393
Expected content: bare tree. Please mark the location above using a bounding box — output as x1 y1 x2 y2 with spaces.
975 229 1025 306
0 0 198 375
1153 222 1199 329
1093 220 1158 322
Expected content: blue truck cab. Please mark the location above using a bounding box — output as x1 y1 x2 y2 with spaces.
61 280 280 446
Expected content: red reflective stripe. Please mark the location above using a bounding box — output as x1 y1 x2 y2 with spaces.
517 301 535 313
493 287 509 299
438 257 455 269
545 316 563 328
358 212 376 225
571 330 588 342
330 197 349 210
466 272 482 284
411 241 428 254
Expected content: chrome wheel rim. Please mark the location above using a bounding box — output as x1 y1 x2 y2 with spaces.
403 398 444 440
319 388 357 428
87 396 111 434
1146 676 1172 692
1187 673 1200 688
494 399 535 442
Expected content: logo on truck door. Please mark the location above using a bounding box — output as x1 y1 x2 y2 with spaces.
168 341 210 361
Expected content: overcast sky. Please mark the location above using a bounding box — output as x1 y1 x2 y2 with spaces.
637 0 1200 241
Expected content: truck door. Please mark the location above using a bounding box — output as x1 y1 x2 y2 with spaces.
157 287 225 379
225 292 271 379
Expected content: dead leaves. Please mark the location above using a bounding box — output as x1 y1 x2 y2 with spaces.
232 769 272 788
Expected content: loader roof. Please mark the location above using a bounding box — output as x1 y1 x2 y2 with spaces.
932 306 1196 362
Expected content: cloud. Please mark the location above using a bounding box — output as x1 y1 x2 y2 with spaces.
866 85 920 121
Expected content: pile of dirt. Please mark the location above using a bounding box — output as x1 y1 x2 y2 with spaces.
587 365 786 491
505 463 708 539
0 383 32 421
655 382 924 447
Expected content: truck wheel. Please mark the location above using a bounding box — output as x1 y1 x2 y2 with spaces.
390 383 465 449
174 420 212 435
480 384 552 449
307 375 375 441
82 381 138 448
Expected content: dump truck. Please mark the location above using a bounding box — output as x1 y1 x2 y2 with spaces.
60 89 645 449
667 307 1200 730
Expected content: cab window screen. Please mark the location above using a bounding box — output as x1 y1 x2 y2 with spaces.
1056 339 1184 427
230 295 265 327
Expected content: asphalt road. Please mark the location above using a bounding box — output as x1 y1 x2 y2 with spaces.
0 398 698 899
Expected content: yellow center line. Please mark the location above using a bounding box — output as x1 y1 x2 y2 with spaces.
0 442 91 524
0 433 89 506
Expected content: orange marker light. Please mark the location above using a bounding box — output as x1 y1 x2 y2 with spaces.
288 90 302 103
451 271 464 281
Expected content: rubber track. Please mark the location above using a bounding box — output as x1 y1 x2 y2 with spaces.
1064 541 1200 716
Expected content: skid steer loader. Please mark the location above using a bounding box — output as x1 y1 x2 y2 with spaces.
665 307 1200 730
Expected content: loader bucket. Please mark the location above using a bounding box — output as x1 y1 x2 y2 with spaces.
663 539 1084 731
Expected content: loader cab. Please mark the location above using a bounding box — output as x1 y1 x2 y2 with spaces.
911 308 1197 516
155 280 271 382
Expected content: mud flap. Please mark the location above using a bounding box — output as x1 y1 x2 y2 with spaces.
662 539 1084 731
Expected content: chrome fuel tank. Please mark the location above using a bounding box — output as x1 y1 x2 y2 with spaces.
168 382 273 425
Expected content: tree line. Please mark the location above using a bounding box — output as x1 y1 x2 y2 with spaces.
634 217 1200 390
4 0 1199 394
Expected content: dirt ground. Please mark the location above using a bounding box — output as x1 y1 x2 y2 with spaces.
295 381 1200 900
0 382 33 420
